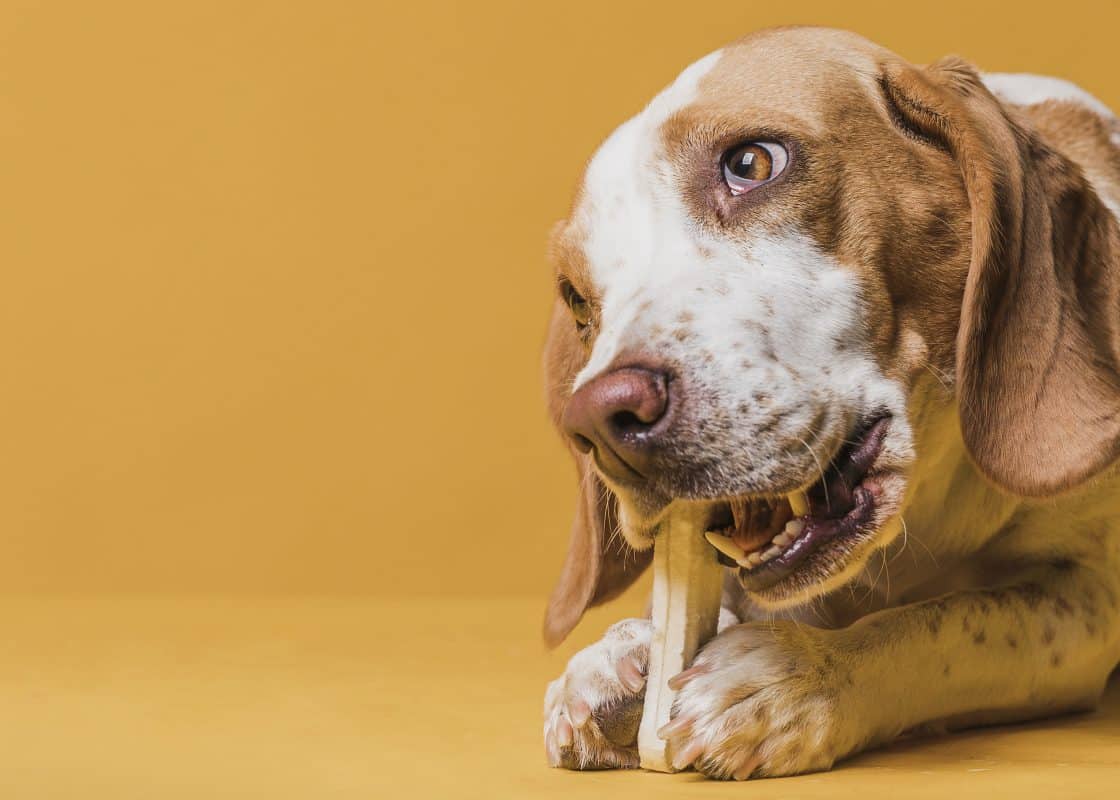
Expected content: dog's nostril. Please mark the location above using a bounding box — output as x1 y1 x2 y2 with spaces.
560 364 674 480
570 432 595 453
609 410 651 436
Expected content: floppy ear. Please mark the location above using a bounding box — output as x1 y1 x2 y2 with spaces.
883 57 1120 496
541 300 652 647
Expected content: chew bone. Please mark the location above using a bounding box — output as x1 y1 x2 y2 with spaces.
637 508 724 772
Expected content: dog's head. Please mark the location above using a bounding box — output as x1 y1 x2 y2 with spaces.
543 27 1120 645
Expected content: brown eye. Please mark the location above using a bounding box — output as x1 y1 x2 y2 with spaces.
559 277 592 329
722 141 788 195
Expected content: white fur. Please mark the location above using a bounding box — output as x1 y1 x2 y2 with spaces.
572 56 910 528
572 49 725 390
547 47 1120 781
982 72 1115 119
542 618 651 769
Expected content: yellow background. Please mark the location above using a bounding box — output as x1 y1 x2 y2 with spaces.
1 1 1118 797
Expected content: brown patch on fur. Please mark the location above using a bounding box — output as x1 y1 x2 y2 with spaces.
972 630 987 645
886 61 1120 497
1042 625 1056 645
754 413 785 436
1005 633 1018 648
1019 583 1046 611
1054 596 1074 617
547 221 598 308
656 31 978 411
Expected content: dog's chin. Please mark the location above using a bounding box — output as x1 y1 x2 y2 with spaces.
613 415 908 606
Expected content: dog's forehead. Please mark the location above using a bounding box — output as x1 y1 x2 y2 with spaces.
560 28 888 292
682 28 884 132
564 51 722 296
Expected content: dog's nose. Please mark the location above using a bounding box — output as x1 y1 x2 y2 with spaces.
562 366 671 480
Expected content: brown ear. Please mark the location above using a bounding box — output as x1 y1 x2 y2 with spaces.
883 58 1120 496
541 300 652 647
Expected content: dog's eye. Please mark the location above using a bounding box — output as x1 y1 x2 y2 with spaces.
559 277 592 329
722 141 788 195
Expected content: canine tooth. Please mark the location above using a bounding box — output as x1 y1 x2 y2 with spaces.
637 509 723 773
761 546 783 561
788 490 810 518
784 518 805 537
704 531 746 562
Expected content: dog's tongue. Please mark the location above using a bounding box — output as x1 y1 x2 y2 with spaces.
729 497 791 552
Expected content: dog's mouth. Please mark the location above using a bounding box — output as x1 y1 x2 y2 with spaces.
703 415 892 593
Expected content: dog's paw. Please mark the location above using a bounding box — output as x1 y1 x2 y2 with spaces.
542 618 651 770
658 622 865 780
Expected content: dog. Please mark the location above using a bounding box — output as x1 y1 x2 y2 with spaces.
540 27 1120 780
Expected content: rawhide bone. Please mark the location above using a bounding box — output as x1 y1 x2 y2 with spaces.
636 507 722 772
637 490 811 772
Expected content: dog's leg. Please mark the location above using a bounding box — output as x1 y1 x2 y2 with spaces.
659 561 1120 780
855 562 1120 732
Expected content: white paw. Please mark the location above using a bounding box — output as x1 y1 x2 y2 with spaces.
542 618 651 770
658 622 865 780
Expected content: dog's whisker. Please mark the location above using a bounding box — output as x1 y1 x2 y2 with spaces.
795 435 830 510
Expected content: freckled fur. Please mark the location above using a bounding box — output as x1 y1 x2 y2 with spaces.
542 26 1120 780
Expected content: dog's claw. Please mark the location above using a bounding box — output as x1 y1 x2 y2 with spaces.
670 737 705 771
569 697 591 727
617 657 645 692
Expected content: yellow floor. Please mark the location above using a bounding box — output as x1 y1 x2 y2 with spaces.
1 595 1116 799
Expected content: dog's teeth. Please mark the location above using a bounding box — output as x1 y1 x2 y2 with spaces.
761 546 782 562
738 551 764 569
788 490 810 518
772 531 792 547
784 518 805 537
705 531 746 562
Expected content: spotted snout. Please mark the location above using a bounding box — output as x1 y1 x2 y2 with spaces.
561 351 832 508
